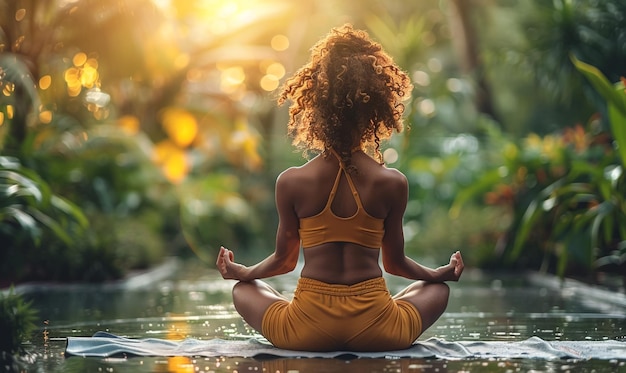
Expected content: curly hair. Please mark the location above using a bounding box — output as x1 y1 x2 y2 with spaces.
278 23 413 166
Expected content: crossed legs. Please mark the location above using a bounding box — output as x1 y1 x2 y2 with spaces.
393 281 450 333
230 280 287 333
230 279 450 338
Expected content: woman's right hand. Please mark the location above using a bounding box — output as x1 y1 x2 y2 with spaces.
216 246 248 281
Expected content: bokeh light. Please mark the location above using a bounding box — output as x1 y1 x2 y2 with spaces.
271 34 289 51
39 110 52 124
383 148 399 164
265 62 285 79
39 75 52 90
260 74 279 91
64 52 100 97
72 52 87 67
117 115 140 135
160 107 198 148
15 8 26 22
153 140 189 184
2 82 14 96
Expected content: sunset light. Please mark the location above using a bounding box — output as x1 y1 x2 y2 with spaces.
4 2 626 371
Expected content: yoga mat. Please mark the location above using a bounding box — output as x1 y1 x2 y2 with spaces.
65 332 626 360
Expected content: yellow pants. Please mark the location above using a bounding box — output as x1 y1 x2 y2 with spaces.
261 277 422 352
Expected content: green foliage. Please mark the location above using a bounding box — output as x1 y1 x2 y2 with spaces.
0 156 88 272
0 288 37 354
571 56 626 165
480 0 626 135
0 124 173 282
179 173 268 263
452 61 626 278
405 203 508 267
570 56 626 276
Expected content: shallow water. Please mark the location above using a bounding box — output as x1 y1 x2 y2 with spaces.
8 259 626 372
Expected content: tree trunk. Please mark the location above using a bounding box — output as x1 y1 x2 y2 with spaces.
447 0 498 121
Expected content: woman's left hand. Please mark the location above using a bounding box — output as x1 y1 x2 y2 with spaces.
216 246 248 281
434 251 464 282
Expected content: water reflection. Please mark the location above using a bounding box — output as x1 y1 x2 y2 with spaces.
59 355 626 373
16 264 626 372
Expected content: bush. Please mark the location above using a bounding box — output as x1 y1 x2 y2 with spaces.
451 58 626 280
0 288 37 355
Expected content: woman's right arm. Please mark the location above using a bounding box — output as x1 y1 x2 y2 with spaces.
216 169 301 282
380 171 463 282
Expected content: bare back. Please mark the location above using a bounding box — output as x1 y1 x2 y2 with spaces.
281 151 407 284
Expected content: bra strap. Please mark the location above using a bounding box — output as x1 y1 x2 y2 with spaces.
325 155 344 208
327 148 364 209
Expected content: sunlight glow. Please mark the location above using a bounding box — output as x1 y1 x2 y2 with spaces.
65 52 100 97
220 66 246 94
167 356 194 373
190 0 274 35
259 61 285 91
265 62 285 79
154 140 189 184
227 118 262 170
259 74 279 91
271 34 290 51
161 107 198 148
117 115 140 135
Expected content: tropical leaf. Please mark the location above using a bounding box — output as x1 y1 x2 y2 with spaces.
607 102 626 166
0 156 88 248
27 206 73 245
2 205 41 245
571 55 626 114
51 195 89 228
0 170 43 202
571 55 626 166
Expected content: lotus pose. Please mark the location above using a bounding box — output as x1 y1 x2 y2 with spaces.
216 24 464 352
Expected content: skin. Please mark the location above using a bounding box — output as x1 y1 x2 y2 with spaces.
216 148 465 337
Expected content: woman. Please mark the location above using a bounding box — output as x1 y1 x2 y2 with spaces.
216 24 464 352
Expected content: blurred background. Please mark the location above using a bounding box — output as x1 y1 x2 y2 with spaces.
1 0 625 286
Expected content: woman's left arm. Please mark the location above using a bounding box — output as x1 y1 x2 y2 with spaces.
216 170 300 282
380 170 464 282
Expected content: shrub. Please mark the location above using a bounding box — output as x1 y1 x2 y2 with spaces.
0 288 37 354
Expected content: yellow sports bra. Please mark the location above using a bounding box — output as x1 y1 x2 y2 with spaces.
298 149 385 249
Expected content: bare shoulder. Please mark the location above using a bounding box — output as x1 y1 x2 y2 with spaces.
379 166 407 181
279 161 314 178
276 166 301 190
276 163 315 193
375 166 408 192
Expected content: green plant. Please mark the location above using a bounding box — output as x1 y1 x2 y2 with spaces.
569 56 626 277
0 155 88 254
508 58 626 278
451 57 626 280
0 156 91 282
0 288 38 354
